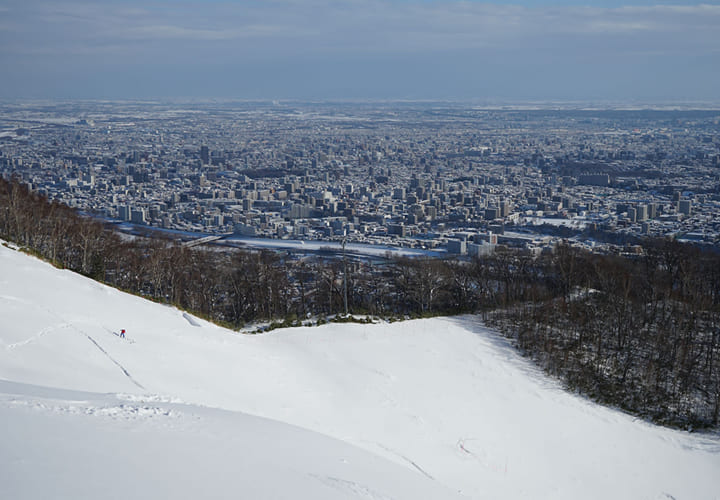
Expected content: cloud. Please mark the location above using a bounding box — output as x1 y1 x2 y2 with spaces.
121 25 243 41
0 0 718 99
2 0 718 55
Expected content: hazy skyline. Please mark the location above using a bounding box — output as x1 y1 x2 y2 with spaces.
1 0 719 102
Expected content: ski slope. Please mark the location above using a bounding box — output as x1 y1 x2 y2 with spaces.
1 241 719 499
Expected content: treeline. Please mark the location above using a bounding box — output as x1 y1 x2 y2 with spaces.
487 241 720 429
1 176 718 428
0 176 491 323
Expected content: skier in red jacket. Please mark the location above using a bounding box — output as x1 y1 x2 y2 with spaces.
120 329 126 338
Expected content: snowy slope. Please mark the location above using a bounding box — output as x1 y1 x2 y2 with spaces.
0 380 459 500
1 241 720 500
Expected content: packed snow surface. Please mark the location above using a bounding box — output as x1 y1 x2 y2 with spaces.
1 241 719 499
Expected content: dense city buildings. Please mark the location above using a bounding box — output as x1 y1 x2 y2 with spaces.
1 100 719 254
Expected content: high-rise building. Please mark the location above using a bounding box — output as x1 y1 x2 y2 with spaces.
447 239 467 255
485 207 499 220
627 207 637 223
679 199 692 216
647 203 657 219
200 146 210 165
131 208 146 224
499 199 512 217
118 205 131 221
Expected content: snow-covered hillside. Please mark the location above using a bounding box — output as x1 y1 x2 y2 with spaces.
1 241 719 500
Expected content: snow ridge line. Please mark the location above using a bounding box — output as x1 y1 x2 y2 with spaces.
83 333 145 390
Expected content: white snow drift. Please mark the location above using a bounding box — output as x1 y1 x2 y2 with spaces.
1 241 719 499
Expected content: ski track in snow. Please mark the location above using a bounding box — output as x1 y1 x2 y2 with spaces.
1 289 145 390
82 332 145 390
116 393 185 405
311 475 394 500
0 381 178 424
457 438 509 475
7 398 177 421
375 443 435 480
102 326 136 343
5 323 72 350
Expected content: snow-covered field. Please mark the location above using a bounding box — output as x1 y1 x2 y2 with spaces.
1 241 719 500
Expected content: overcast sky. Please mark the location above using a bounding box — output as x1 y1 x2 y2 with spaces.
1 0 719 102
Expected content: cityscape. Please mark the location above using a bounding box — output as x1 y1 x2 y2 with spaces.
2 0 720 497
2 100 719 256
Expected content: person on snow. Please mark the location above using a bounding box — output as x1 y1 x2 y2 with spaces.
120 329 126 338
